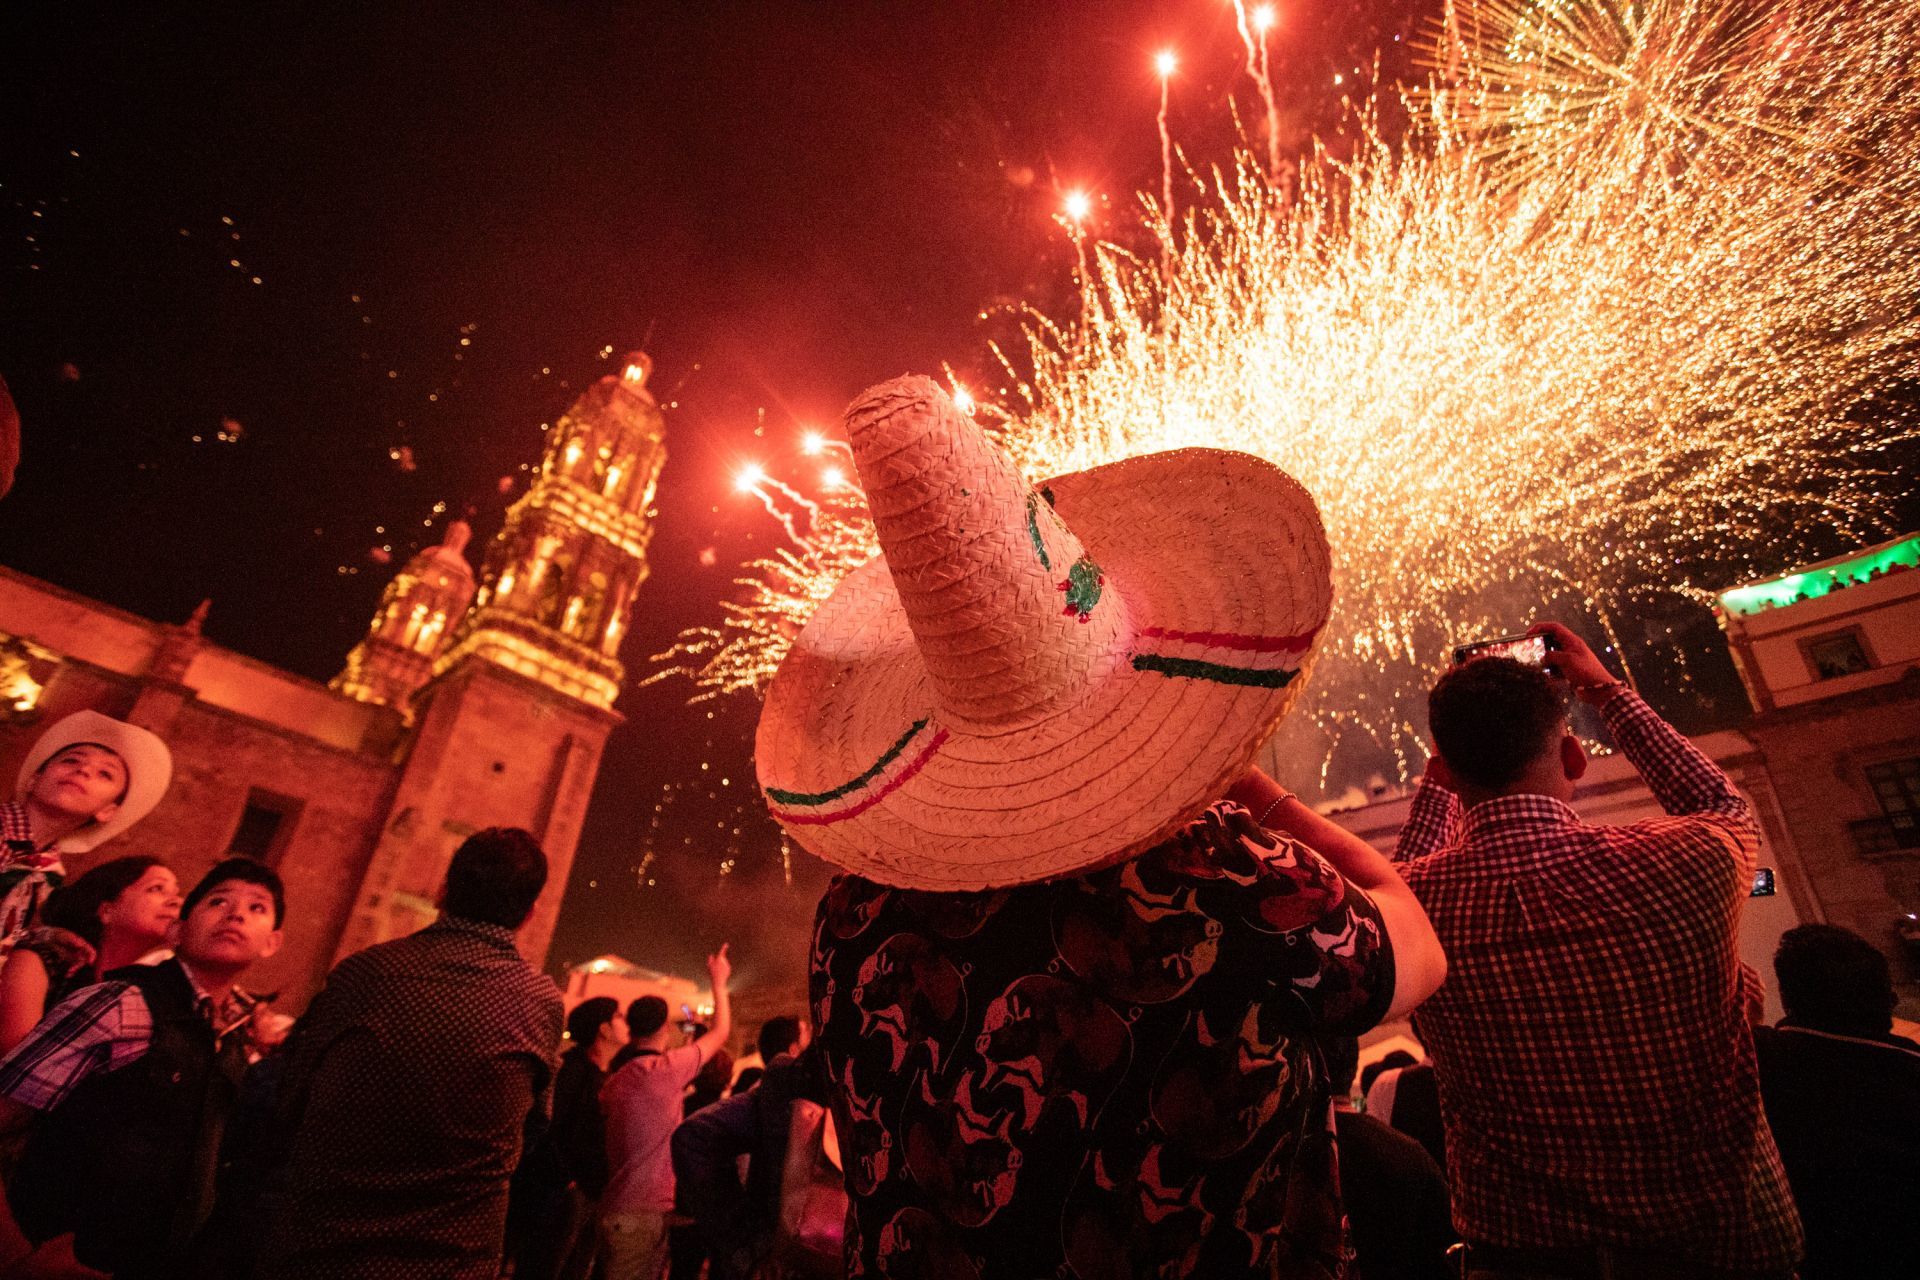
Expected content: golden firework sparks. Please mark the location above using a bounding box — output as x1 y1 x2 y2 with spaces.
655 0 1920 785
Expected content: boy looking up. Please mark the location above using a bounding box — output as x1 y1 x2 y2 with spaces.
0 858 285 1279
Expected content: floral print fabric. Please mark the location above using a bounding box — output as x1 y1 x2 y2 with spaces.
811 801 1395 1280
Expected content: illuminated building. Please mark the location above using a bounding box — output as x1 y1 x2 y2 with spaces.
0 354 667 1007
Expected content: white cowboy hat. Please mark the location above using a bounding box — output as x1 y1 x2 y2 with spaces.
755 375 1332 890
17 711 174 853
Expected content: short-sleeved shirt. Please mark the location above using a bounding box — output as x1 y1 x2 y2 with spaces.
602 1044 703 1214
812 800 1395 1280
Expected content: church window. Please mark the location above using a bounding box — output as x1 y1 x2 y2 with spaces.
228 790 302 864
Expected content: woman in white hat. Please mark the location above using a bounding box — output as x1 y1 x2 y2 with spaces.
762 377 1446 1279
0 711 173 956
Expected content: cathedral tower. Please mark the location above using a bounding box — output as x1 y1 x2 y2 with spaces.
435 353 665 708
334 354 667 964
330 522 477 717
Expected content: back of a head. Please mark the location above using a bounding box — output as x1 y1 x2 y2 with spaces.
1774 923 1896 1037
1428 657 1567 791
1360 1048 1417 1099
627 995 669 1041
442 827 547 930
566 996 620 1048
757 1014 803 1062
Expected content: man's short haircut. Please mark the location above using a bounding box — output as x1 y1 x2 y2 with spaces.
1428 657 1568 790
1774 923 1896 1037
1360 1048 1416 1099
566 996 620 1047
627 995 669 1040
757 1015 803 1062
442 827 547 930
182 857 285 928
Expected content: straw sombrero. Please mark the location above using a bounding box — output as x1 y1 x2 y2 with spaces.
18 710 174 853
755 376 1331 891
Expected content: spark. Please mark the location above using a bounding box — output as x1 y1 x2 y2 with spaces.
657 0 1920 788
1155 50 1177 78
1062 190 1092 222
1157 51 1178 273
820 465 847 489
733 463 765 492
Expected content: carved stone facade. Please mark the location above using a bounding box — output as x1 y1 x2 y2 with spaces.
0 355 668 1007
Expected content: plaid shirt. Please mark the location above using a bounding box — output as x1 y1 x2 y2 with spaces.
0 798 64 955
0 963 248 1111
1394 691 1802 1271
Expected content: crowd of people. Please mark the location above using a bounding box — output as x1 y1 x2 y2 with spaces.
0 377 1914 1279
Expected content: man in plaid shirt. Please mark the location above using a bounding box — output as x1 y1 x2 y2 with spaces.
1394 622 1801 1279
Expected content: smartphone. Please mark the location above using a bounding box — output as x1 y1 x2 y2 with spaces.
1750 868 1776 897
1452 632 1556 667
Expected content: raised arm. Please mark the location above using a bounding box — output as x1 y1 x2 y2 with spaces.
692 944 732 1067
1229 769 1447 1021
1394 770 1463 863
1532 621 1751 826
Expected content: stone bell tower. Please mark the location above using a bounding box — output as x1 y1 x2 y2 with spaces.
334 354 667 964
330 522 478 718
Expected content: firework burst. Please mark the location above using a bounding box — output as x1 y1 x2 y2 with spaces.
655 0 1920 788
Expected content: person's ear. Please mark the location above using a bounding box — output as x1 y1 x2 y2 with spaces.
89 800 121 825
259 928 284 961
1427 754 1459 792
1560 734 1589 783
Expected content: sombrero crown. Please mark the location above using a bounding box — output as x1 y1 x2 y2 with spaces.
756 375 1332 890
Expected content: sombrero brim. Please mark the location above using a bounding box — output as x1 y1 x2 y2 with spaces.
755 447 1331 890
18 711 174 854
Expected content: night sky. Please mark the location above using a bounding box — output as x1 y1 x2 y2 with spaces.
2 0 1453 992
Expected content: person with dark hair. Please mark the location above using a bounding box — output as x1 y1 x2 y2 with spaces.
1362 1056 1447 1173
729 1065 764 1095
512 996 629 1280
1359 1048 1415 1102
1752 924 1920 1278
1323 1037 1456 1279
670 1041 832 1280
611 995 668 1072
1395 622 1802 1277
755 1014 805 1067
600 947 733 1280
1 711 173 956
0 855 179 1055
257 827 563 1279
0 857 284 1277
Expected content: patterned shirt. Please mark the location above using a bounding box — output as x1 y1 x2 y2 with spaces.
1393 691 1802 1271
258 914 564 1280
812 801 1395 1280
0 960 245 1111
0 798 63 955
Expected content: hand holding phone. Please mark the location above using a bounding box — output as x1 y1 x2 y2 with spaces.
1526 622 1614 690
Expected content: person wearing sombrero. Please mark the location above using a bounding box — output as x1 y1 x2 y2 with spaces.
758 377 1447 1279
0 711 173 957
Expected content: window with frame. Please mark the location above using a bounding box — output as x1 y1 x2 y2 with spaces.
1864 757 1920 849
1802 630 1873 681
228 790 303 864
